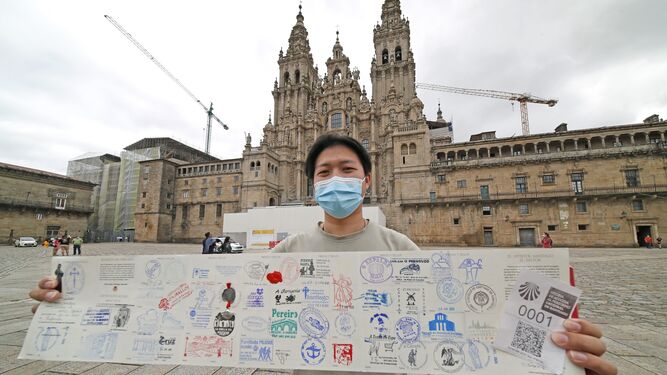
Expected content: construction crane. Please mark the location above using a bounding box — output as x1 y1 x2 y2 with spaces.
415 82 557 136
104 15 228 154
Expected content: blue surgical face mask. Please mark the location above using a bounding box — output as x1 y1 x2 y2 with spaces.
315 176 365 219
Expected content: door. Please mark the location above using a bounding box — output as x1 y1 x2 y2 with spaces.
483 228 493 246
636 225 652 246
480 185 490 200
519 228 536 247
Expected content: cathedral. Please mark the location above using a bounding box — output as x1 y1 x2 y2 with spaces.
132 0 666 247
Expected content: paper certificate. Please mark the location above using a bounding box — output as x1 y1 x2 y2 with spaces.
20 249 584 375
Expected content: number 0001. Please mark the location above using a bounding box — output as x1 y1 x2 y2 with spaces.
518 305 552 326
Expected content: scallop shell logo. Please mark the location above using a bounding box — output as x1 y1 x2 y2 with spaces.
518 282 540 301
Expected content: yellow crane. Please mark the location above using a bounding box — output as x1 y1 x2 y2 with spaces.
416 82 557 136
105 15 228 154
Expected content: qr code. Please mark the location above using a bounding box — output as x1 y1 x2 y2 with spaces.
510 321 546 358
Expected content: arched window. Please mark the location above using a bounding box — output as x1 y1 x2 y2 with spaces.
283 71 290 85
362 139 369 150
333 69 342 83
437 152 446 161
346 97 353 111
295 70 300 84
250 161 255 169
382 49 389 64
269 197 276 206
401 144 408 155
322 101 328 114
395 46 402 61
256 161 261 169
331 113 343 129
409 143 417 155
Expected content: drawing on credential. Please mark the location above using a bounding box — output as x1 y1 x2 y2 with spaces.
34 326 67 352
459 258 483 285
395 316 421 343
184 336 232 358
358 288 393 309
63 262 85 295
462 339 492 371
132 337 158 360
465 284 497 313
279 257 301 284
360 256 393 283
301 337 326 365
299 307 330 338
242 316 269 332
82 332 118 360
434 340 465 373
398 341 427 369
334 312 356 336
136 308 183 335
244 261 269 280
333 274 353 309
518 281 541 301
213 311 235 337
431 252 453 280
240 339 273 362
145 259 161 280
333 343 353 365
113 305 130 328
436 277 464 304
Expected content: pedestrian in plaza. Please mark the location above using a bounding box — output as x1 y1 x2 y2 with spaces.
221 236 232 254
656 236 663 249
541 232 553 248
644 234 653 249
72 235 83 256
209 238 223 253
40 239 49 257
59 235 69 256
27 134 619 375
52 238 60 256
202 232 214 254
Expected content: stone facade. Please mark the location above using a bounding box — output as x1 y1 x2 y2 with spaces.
0 162 95 244
134 0 667 247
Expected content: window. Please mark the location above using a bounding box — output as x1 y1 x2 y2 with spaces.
382 49 388 64
46 225 60 238
141 203 145 209
437 175 446 183
480 185 490 200
519 203 530 215
632 199 644 211
144 222 148 228
395 46 402 61
184 180 189 186
166 204 171 210
457 180 467 189
235 162 240 169
482 206 491 216
216 187 222 196
401 144 408 155
204 166 209 173
167 193 171 199
142 192 147 198
201 188 208 197
182 205 188 220
453 218 460 225
362 139 369 150
183 190 190 198
409 143 417 155
571 172 584 194
223 164 228 171
625 169 640 187
55 197 66 210
233 186 239 195
36 213 44 220
199 204 205 219
516 177 528 193
547 225 557 231
578 224 588 231
331 113 343 128
576 201 588 213
542 174 555 184
216 204 223 217
429 192 436 203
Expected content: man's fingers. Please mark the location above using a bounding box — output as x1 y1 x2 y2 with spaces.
564 319 603 339
567 350 618 375
37 277 58 290
551 331 607 357
28 288 61 303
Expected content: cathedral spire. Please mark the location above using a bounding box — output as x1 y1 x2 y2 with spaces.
380 0 403 27
437 101 444 121
286 3 311 57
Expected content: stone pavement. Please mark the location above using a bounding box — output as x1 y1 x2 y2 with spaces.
0 244 664 374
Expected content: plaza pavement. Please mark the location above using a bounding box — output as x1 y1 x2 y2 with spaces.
0 243 664 374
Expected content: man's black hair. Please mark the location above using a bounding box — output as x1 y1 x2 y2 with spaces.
305 133 372 179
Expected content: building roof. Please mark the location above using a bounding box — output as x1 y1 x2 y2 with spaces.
123 137 220 163
0 162 96 187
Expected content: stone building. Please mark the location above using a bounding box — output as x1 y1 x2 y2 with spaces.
134 0 667 246
0 162 95 244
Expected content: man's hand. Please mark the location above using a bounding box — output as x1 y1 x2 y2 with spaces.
551 318 618 375
29 277 62 313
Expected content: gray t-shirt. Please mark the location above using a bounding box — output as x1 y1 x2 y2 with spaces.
273 220 420 253
273 220 419 375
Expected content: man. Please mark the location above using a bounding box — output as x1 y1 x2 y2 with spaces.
644 234 653 249
29 134 615 375
202 232 214 254
72 235 83 256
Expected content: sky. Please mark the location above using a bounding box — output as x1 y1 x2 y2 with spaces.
1 0 666 175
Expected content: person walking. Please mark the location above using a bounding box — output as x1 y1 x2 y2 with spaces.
72 235 83 256
644 234 653 249
202 232 214 254
59 235 69 256
656 236 663 249
541 232 553 248
52 238 60 256
40 240 49 257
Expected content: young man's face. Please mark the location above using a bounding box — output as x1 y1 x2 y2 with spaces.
314 145 370 191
